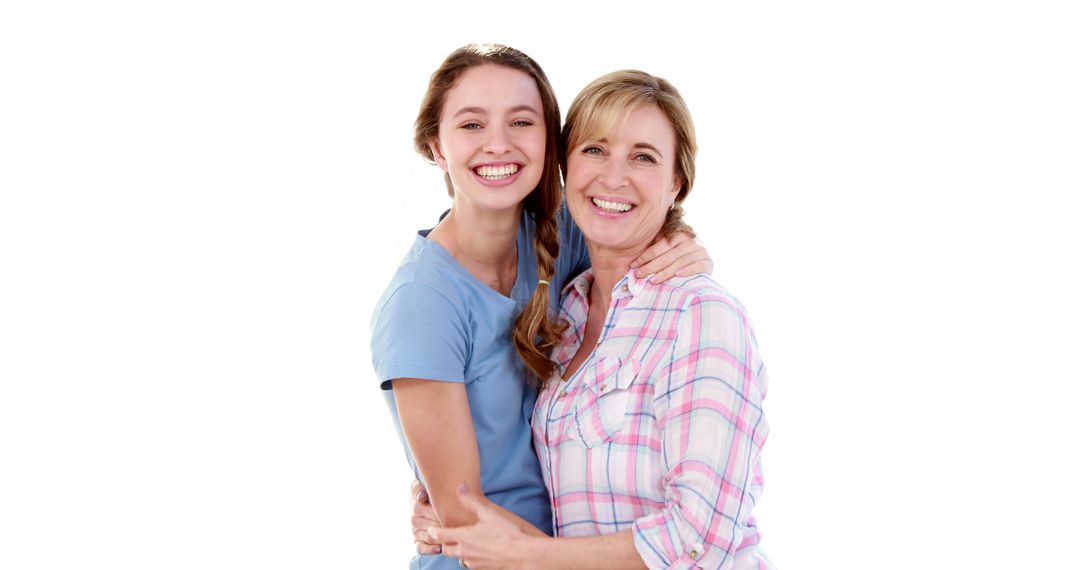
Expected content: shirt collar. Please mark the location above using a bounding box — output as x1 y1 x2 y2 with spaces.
565 269 593 303
554 268 653 373
615 269 650 300
564 267 650 305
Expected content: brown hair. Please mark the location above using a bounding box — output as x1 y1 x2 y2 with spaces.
414 44 565 385
561 70 699 239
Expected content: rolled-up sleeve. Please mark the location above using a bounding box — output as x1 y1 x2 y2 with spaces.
632 293 769 570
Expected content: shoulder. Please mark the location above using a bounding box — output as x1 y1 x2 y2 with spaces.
649 275 756 340
376 280 461 319
655 274 748 314
372 241 470 327
650 277 768 398
370 245 474 386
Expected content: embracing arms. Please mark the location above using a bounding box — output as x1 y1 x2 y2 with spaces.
431 487 646 570
416 288 770 569
395 378 550 538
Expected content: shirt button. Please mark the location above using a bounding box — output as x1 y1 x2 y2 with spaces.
689 549 699 560
599 383 607 391
559 390 567 399
621 284 629 293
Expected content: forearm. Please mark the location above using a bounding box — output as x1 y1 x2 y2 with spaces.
491 503 549 538
522 530 647 570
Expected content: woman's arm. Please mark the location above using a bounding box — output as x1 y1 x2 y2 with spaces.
398 388 551 543
630 290 768 569
411 481 443 554
375 280 486 528
632 232 712 282
410 480 549 550
521 532 646 570
393 378 484 528
431 486 647 570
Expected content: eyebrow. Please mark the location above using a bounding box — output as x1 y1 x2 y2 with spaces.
451 104 541 118
585 138 665 159
633 143 664 159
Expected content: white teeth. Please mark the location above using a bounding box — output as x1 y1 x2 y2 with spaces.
591 198 632 212
475 164 520 180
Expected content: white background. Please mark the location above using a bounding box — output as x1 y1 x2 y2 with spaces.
2 1 1078 568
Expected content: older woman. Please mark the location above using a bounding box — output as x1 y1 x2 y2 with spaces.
428 71 774 569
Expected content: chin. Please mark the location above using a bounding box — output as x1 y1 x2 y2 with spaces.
584 230 632 251
481 190 533 212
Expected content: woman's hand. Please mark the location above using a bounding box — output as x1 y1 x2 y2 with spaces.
632 232 712 282
429 484 544 570
411 480 443 555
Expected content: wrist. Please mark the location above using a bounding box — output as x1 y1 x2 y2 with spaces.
518 534 553 570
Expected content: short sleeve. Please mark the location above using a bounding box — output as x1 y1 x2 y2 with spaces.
555 203 590 289
370 282 470 390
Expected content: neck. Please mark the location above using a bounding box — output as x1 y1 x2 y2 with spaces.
584 241 649 309
428 201 523 294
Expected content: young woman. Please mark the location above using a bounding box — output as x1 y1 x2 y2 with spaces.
425 71 775 569
370 46 712 569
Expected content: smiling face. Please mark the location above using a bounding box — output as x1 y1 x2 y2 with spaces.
428 64 547 214
565 103 682 258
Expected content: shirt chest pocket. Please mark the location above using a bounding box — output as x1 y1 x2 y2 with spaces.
569 357 640 448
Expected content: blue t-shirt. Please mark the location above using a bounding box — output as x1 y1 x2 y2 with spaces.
371 207 588 569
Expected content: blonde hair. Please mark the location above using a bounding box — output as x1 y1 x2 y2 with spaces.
414 44 565 385
562 70 699 239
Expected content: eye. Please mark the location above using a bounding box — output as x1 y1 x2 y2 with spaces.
511 120 534 127
634 153 658 164
461 122 482 130
581 145 604 156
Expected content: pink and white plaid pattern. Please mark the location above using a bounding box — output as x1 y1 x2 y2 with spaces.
533 270 773 569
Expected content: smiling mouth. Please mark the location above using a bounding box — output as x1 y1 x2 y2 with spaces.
591 197 634 213
474 164 520 180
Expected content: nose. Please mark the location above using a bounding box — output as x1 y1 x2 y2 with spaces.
598 158 628 191
483 125 512 156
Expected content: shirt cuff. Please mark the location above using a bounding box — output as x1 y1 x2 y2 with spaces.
632 514 707 570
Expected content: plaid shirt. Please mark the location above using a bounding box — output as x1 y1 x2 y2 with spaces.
532 270 773 570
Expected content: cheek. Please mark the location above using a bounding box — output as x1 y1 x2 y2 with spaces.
634 174 668 206
564 157 589 190
436 132 463 165
651 171 678 203
564 168 589 208
522 132 547 160
565 176 590 203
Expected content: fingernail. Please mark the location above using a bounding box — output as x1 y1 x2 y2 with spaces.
457 483 470 494
630 260 640 268
433 546 442 554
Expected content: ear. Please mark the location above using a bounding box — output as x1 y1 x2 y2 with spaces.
669 175 683 202
428 139 449 172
